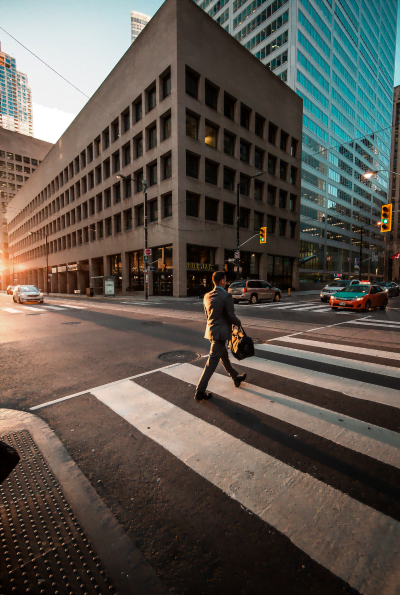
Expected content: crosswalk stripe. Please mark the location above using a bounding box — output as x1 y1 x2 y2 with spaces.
231 355 400 409
253 301 320 310
254 344 400 379
163 363 400 469
2 307 23 314
57 304 86 309
22 306 46 312
41 305 66 311
349 320 400 329
90 378 400 595
270 337 400 361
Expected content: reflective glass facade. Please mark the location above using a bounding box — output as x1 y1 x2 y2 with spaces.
0 45 33 137
197 0 398 282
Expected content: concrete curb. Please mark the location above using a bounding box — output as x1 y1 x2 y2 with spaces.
0 408 167 595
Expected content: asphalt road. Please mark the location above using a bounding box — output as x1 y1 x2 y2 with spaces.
1 291 400 595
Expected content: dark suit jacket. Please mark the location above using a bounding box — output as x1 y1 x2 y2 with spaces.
203 286 241 341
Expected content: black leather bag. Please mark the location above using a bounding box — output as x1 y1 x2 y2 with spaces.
228 326 255 361
0 440 20 484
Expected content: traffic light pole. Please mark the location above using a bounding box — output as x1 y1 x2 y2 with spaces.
143 180 148 300
359 226 363 281
236 183 240 281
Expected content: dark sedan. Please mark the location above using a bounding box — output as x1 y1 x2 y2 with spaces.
379 282 400 297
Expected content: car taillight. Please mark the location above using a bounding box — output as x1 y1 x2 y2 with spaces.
243 288 247 293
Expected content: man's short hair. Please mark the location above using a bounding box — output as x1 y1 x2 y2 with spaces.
212 271 226 285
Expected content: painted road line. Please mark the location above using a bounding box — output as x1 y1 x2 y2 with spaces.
266 318 373 342
254 344 400 379
41 305 67 311
349 320 400 329
231 355 400 410
164 364 400 469
57 304 86 310
90 379 400 595
269 337 400 362
2 307 23 314
252 301 321 310
22 306 47 312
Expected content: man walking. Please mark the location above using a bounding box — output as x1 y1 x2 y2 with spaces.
195 271 247 401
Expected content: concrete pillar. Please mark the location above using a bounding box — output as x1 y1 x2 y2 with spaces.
173 241 187 297
58 273 67 293
259 253 269 283
292 258 299 290
37 269 44 292
122 251 129 294
215 247 225 277
51 273 58 293
77 270 86 293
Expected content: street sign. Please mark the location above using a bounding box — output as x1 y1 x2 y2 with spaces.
372 255 378 262
144 248 152 256
143 255 149 262
354 258 360 269
234 251 240 259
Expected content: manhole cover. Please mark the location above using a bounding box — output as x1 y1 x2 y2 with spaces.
158 350 200 363
142 321 163 327
61 322 82 325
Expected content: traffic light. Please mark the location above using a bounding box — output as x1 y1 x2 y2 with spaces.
381 203 392 233
260 227 267 244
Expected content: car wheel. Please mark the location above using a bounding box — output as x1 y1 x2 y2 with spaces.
250 294 258 304
273 293 281 302
380 299 388 310
364 300 371 312
12 296 15 302
18 296 22 304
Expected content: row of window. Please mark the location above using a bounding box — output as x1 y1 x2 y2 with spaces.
185 67 298 154
8 67 172 234
0 150 39 165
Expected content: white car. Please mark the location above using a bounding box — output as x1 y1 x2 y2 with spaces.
320 280 351 302
13 285 44 304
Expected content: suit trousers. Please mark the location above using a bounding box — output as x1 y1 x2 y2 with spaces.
196 340 238 394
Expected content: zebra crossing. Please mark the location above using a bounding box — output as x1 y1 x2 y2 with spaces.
32 338 400 595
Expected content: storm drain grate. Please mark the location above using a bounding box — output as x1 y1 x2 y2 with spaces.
0 430 116 594
158 350 200 363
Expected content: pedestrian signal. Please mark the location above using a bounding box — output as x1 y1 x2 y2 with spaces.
381 203 392 233
260 227 267 243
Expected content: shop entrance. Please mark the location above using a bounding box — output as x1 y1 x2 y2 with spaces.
187 270 215 297
153 272 173 296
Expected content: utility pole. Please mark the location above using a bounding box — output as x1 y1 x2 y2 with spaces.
359 227 363 281
236 182 240 281
143 180 148 300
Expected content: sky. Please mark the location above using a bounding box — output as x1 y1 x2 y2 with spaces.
2 0 400 144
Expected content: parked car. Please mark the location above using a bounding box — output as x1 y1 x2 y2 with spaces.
6 285 16 295
228 280 281 304
379 282 400 297
330 284 387 311
12 285 44 304
320 279 351 302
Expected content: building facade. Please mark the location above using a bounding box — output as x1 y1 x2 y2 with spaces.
0 128 53 289
197 0 398 285
0 43 33 137
387 85 400 282
130 10 151 43
7 0 302 298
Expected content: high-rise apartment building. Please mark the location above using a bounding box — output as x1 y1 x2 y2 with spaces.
197 0 398 285
388 85 400 282
130 10 151 43
0 43 33 137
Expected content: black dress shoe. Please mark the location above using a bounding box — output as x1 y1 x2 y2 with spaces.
194 391 213 401
234 373 247 388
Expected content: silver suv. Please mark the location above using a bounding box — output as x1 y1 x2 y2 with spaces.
228 280 281 304
320 279 351 302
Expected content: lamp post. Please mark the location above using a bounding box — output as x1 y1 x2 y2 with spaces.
29 231 49 295
116 173 148 300
236 171 263 280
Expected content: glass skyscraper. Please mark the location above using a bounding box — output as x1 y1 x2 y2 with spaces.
0 43 33 137
130 11 151 43
195 0 398 284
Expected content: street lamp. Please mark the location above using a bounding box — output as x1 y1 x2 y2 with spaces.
236 171 263 280
29 231 49 295
363 169 400 179
116 173 149 300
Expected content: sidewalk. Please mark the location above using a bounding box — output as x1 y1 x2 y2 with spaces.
0 409 166 595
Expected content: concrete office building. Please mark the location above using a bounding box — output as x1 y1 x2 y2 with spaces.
387 85 400 281
130 11 151 43
7 0 301 298
0 128 52 289
0 43 34 137
198 0 398 285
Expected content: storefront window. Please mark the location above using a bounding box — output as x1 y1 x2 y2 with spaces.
266 254 293 289
129 250 144 291
186 244 217 296
109 254 122 291
153 245 173 296
225 249 259 282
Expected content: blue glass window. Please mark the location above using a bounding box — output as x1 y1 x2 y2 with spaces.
298 90 328 126
358 72 376 102
298 51 329 92
297 71 329 109
303 115 328 142
333 38 356 74
332 72 355 104
298 31 330 75
331 105 354 133
298 10 330 57
299 0 331 40
332 88 355 119
330 121 352 143
332 55 356 90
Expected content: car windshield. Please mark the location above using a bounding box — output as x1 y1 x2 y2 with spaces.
340 285 370 293
328 280 348 287
381 283 391 287
20 286 39 292
229 282 246 288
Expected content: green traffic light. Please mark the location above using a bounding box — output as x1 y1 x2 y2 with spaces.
383 218 388 224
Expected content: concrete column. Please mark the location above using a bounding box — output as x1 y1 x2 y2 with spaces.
173 241 187 297
37 269 44 292
77 270 87 293
58 273 67 293
259 253 269 283
51 273 58 293
292 258 299 290
121 252 130 294
215 247 225 276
